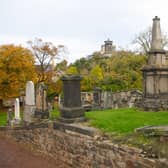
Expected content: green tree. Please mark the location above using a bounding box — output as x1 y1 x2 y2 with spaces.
66 66 79 75
90 65 104 87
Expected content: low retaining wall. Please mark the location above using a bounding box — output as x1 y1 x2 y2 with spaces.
0 122 167 168
81 90 142 110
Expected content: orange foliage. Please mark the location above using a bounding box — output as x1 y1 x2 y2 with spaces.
0 44 37 98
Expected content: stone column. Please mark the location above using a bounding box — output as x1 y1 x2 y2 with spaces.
14 98 20 120
23 81 36 123
60 75 85 123
151 16 162 50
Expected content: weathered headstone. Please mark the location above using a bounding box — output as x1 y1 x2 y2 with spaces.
10 98 21 126
7 108 13 126
23 81 36 123
60 75 85 123
93 87 102 110
14 98 21 120
35 83 49 119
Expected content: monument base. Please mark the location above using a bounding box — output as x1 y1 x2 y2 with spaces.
60 106 85 123
10 119 21 127
138 98 168 111
23 105 36 123
59 116 86 123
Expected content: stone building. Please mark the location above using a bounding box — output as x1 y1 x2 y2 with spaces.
100 38 115 57
141 16 168 111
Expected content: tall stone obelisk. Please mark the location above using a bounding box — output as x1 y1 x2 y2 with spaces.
142 16 168 111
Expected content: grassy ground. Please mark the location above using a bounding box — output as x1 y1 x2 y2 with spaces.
85 108 168 134
0 112 7 126
1 107 168 134
50 108 60 120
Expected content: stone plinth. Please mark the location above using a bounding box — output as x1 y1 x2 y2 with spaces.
60 75 85 123
23 105 36 123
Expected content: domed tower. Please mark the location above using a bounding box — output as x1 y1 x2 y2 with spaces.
101 38 115 57
142 16 168 111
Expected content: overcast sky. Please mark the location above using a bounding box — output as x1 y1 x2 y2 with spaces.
0 0 168 63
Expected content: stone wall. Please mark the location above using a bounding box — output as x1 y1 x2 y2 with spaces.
101 90 142 109
81 90 142 110
0 122 167 168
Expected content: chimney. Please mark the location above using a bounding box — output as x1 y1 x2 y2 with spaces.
151 16 162 50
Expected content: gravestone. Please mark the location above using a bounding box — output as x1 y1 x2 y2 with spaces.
60 75 85 123
93 87 102 110
14 98 21 120
35 83 49 119
23 81 36 123
7 108 13 126
10 98 21 126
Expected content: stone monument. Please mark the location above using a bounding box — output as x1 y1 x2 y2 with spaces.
14 98 21 120
35 83 49 119
23 81 36 123
93 87 102 110
60 74 85 123
101 38 116 57
142 16 168 111
10 98 21 126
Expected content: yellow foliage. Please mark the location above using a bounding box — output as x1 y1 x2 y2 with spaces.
0 44 37 99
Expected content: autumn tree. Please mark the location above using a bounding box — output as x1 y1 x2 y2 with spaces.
66 66 79 75
28 38 64 82
133 27 168 54
0 44 36 98
90 65 104 87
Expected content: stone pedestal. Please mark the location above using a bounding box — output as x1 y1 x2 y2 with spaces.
60 75 85 123
23 105 36 123
10 119 21 127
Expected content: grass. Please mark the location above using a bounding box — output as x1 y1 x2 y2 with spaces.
50 108 60 120
85 108 168 135
0 112 7 126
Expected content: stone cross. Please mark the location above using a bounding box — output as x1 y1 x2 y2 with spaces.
14 98 20 120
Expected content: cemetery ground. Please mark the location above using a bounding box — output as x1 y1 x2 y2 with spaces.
50 107 168 158
1 107 168 158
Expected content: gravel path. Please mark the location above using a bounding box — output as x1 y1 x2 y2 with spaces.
0 136 57 168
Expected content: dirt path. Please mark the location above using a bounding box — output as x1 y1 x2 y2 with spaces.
0 136 58 168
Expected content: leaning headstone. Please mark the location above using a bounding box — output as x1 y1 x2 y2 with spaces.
60 74 85 123
23 81 36 123
35 83 49 119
